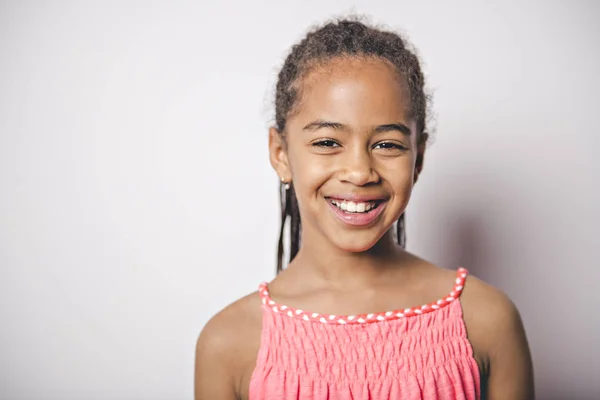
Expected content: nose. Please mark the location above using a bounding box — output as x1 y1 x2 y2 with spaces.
338 147 380 186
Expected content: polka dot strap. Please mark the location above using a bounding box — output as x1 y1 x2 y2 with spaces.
258 268 469 325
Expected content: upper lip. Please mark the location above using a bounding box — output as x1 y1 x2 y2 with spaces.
325 194 388 202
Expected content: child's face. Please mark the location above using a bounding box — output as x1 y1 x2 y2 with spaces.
270 57 424 253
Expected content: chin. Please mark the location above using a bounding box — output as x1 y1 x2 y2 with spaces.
330 232 387 253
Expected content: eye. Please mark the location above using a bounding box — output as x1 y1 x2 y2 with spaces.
312 139 340 148
373 141 407 151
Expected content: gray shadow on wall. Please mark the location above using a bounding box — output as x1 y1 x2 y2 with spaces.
437 212 491 282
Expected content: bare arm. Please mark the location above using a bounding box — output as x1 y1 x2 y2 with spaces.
486 298 535 399
194 316 238 400
462 275 535 400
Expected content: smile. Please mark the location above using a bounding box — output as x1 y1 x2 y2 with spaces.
330 199 378 213
325 197 387 227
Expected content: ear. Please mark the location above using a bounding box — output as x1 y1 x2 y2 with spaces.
269 127 291 182
413 137 427 184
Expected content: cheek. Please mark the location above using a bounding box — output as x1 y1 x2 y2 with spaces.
391 177 414 204
380 156 416 182
292 161 331 194
287 155 335 217
287 144 329 186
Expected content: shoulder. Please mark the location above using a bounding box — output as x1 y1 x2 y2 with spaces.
196 291 263 360
460 272 524 345
410 264 534 397
197 291 262 349
460 272 534 390
399 261 523 337
194 292 263 398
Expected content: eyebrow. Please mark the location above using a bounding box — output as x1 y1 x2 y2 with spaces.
374 123 412 136
303 120 346 131
302 120 411 135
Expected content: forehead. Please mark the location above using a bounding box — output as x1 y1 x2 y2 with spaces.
290 57 411 127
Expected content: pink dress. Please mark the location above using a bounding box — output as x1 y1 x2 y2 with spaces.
249 268 481 400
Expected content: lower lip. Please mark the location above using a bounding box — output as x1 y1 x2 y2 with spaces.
326 200 386 227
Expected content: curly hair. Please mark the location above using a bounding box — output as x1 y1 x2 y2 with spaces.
275 17 430 273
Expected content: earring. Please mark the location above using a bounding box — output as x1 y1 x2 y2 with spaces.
280 177 290 190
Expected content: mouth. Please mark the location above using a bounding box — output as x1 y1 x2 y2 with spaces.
328 198 382 213
325 197 387 226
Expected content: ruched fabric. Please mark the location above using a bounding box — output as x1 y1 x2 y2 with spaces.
249 269 480 400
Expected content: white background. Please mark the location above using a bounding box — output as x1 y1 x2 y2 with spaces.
1 1 599 399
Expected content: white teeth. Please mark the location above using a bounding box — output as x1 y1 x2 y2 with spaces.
330 200 377 213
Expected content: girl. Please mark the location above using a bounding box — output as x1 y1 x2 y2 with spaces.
195 17 534 400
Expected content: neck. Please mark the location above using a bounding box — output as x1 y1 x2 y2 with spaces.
287 228 407 289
